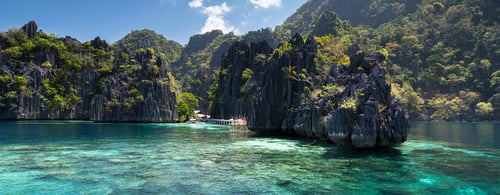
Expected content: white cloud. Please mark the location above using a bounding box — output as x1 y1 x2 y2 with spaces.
201 14 237 34
249 0 281 9
190 2 238 34
188 0 203 8
202 3 231 16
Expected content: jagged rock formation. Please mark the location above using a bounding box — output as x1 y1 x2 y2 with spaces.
0 64 51 119
22 21 38 39
0 62 99 120
90 47 178 122
0 27 98 119
211 34 409 147
210 40 273 121
0 22 179 122
211 35 324 135
326 53 409 147
90 79 177 122
90 31 180 122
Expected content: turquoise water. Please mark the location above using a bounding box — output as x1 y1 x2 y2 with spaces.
0 121 498 194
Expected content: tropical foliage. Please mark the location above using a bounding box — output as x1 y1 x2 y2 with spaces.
177 92 199 121
275 0 499 121
1 0 498 121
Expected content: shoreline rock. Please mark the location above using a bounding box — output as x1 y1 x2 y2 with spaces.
210 34 410 148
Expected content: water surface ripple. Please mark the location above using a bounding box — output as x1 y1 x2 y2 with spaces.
0 121 498 194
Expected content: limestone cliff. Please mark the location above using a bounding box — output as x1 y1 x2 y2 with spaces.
210 34 409 147
89 48 178 122
326 53 409 147
0 22 179 122
0 23 98 119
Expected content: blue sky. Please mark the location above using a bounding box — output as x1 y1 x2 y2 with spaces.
0 0 307 45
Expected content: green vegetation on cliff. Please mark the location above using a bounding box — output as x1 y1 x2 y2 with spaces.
0 22 180 121
114 29 182 67
0 0 498 121
369 0 499 121
272 0 498 121
171 30 239 112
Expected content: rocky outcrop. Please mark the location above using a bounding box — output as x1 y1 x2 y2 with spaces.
89 44 178 122
22 21 38 39
326 53 409 147
211 34 409 147
211 34 321 134
0 21 179 122
0 62 98 120
90 74 177 122
211 40 273 120
245 35 321 135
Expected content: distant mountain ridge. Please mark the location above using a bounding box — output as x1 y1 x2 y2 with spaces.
114 29 182 66
276 0 420 38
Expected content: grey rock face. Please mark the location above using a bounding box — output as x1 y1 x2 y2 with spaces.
211 34 409 147
326 62 409 147
90 79 177 122
211 40 273 121
0 62 98 120
22 21 38 39
0 22 178 122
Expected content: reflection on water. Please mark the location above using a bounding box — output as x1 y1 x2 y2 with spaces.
410 121 500 149
0 121 498 194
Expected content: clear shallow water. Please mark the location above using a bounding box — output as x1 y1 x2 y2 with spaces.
0 121 498 194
